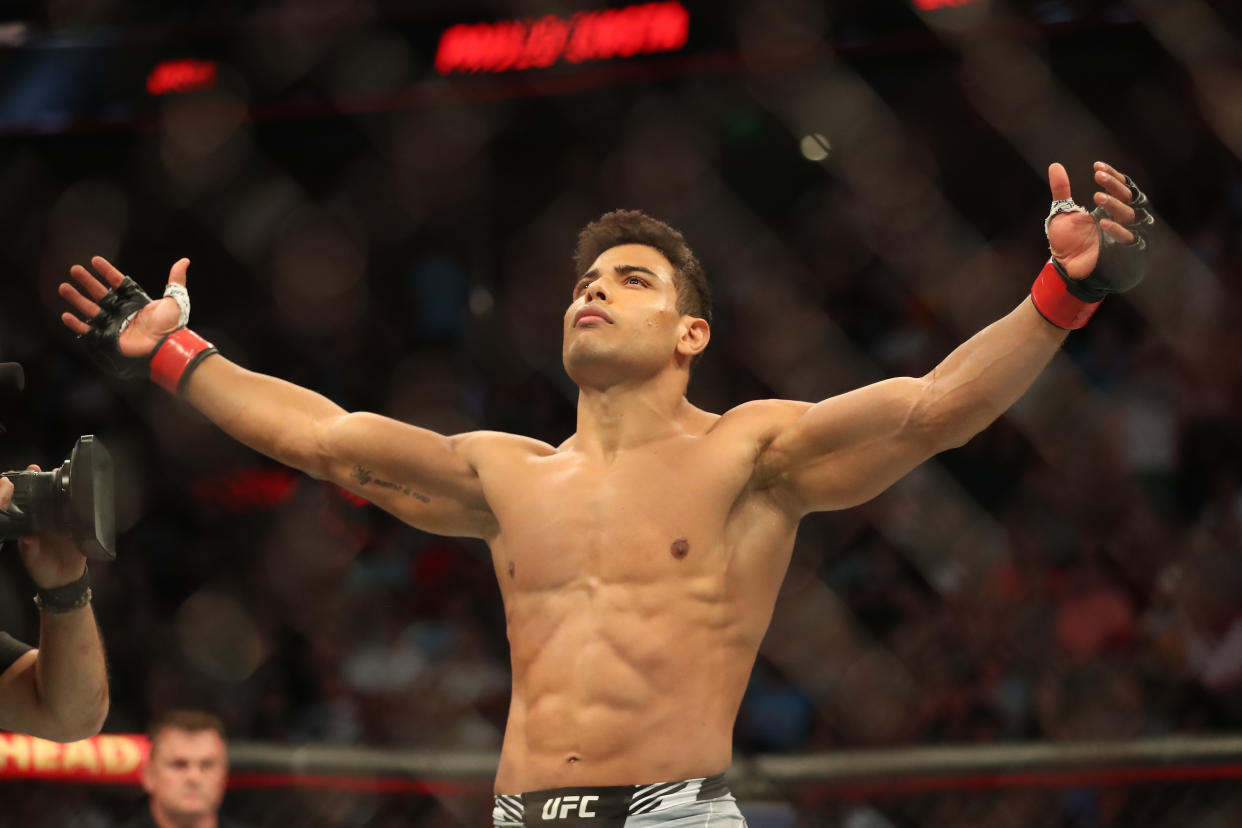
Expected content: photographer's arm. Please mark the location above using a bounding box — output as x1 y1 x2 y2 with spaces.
0 475 108 742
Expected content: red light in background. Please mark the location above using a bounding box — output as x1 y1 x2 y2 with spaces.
146 58 218 95
328 483 371 508
190 467 375 513
191 467 298 512
435 1 689 76
911 0 983 9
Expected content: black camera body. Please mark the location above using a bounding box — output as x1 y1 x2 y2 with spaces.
0 361 116 560
1 435 116 561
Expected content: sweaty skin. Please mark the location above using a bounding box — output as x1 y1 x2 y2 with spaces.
474 397 802 790
461 244 813 789
58 161 1142 795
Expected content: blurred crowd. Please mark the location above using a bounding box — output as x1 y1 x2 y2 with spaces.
0 0 1237 805
5 149 1242 764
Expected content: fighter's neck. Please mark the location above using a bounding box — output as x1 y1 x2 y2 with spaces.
571 377 693 457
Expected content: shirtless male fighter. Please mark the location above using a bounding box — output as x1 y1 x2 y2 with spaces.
58 161 1152 827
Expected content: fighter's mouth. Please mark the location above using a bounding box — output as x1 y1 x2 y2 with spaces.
574 308 613 326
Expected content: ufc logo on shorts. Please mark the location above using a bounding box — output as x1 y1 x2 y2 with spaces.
540 795 599 820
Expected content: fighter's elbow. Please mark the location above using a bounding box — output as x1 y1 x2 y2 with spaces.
282 416 341 480
935 426 978 452
919 407 992 453
908 376 990 453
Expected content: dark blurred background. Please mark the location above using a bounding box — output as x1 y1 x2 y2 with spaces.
0 0 1241 824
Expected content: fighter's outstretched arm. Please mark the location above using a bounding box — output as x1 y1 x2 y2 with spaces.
58 258 495 539
757 161 1150 516
757 302 1063 514
183 358 495 538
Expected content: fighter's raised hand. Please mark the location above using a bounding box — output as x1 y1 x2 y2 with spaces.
60 256 190 357
1089 161 1141 239
1032 161 1154 330
58 256 215 394
1045 162 1143 279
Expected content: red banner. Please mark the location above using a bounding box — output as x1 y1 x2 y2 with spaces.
0 732 149 784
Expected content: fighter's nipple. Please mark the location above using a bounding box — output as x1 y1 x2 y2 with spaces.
671 538 690 559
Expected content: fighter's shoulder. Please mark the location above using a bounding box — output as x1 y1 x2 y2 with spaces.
450 430 556 465
711 399 812 442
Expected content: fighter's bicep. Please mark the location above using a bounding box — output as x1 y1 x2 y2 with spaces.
316 413 495 535
778 433 938 513
756 378 935 513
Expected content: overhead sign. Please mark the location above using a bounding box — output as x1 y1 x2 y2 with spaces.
435 1 690 75
146 58 218 95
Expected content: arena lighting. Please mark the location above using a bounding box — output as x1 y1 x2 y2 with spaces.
0 22 27 46
190 467 298 512
911 0 984 9
190 467 370 513
434 1 689 76
146 58 218 95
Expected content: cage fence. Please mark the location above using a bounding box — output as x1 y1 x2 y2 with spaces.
4 734 1242 826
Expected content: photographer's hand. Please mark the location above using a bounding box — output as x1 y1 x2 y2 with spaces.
7 465 89 589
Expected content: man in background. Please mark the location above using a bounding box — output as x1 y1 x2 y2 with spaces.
0 468 109 741
121 709 250 828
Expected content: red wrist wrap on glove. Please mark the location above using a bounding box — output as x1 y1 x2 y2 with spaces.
150 328 216 394
1030 259 1101 330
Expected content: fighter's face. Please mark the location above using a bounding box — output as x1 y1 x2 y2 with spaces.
143 728 228 822
562 244 686 386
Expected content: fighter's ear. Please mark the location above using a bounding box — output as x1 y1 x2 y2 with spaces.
677 316 710 358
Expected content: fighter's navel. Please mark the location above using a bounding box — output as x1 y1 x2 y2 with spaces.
671 538 690 559
508 561 516 579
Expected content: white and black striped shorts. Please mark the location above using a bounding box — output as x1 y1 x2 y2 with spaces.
493 773 747 827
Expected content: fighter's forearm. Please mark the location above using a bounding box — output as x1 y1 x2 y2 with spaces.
34 607 108 741
181 354 347 477
917 298 1067 449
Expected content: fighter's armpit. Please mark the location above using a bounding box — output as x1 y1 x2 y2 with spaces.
716 399 814 489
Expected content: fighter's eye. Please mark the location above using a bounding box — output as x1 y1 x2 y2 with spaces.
626 276 646 286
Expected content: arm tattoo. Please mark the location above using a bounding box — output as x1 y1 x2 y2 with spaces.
351 465 431 503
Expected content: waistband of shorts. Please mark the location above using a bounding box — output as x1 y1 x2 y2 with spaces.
495 772 730 821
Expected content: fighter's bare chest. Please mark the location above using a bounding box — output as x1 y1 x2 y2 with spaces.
480 444 753 587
